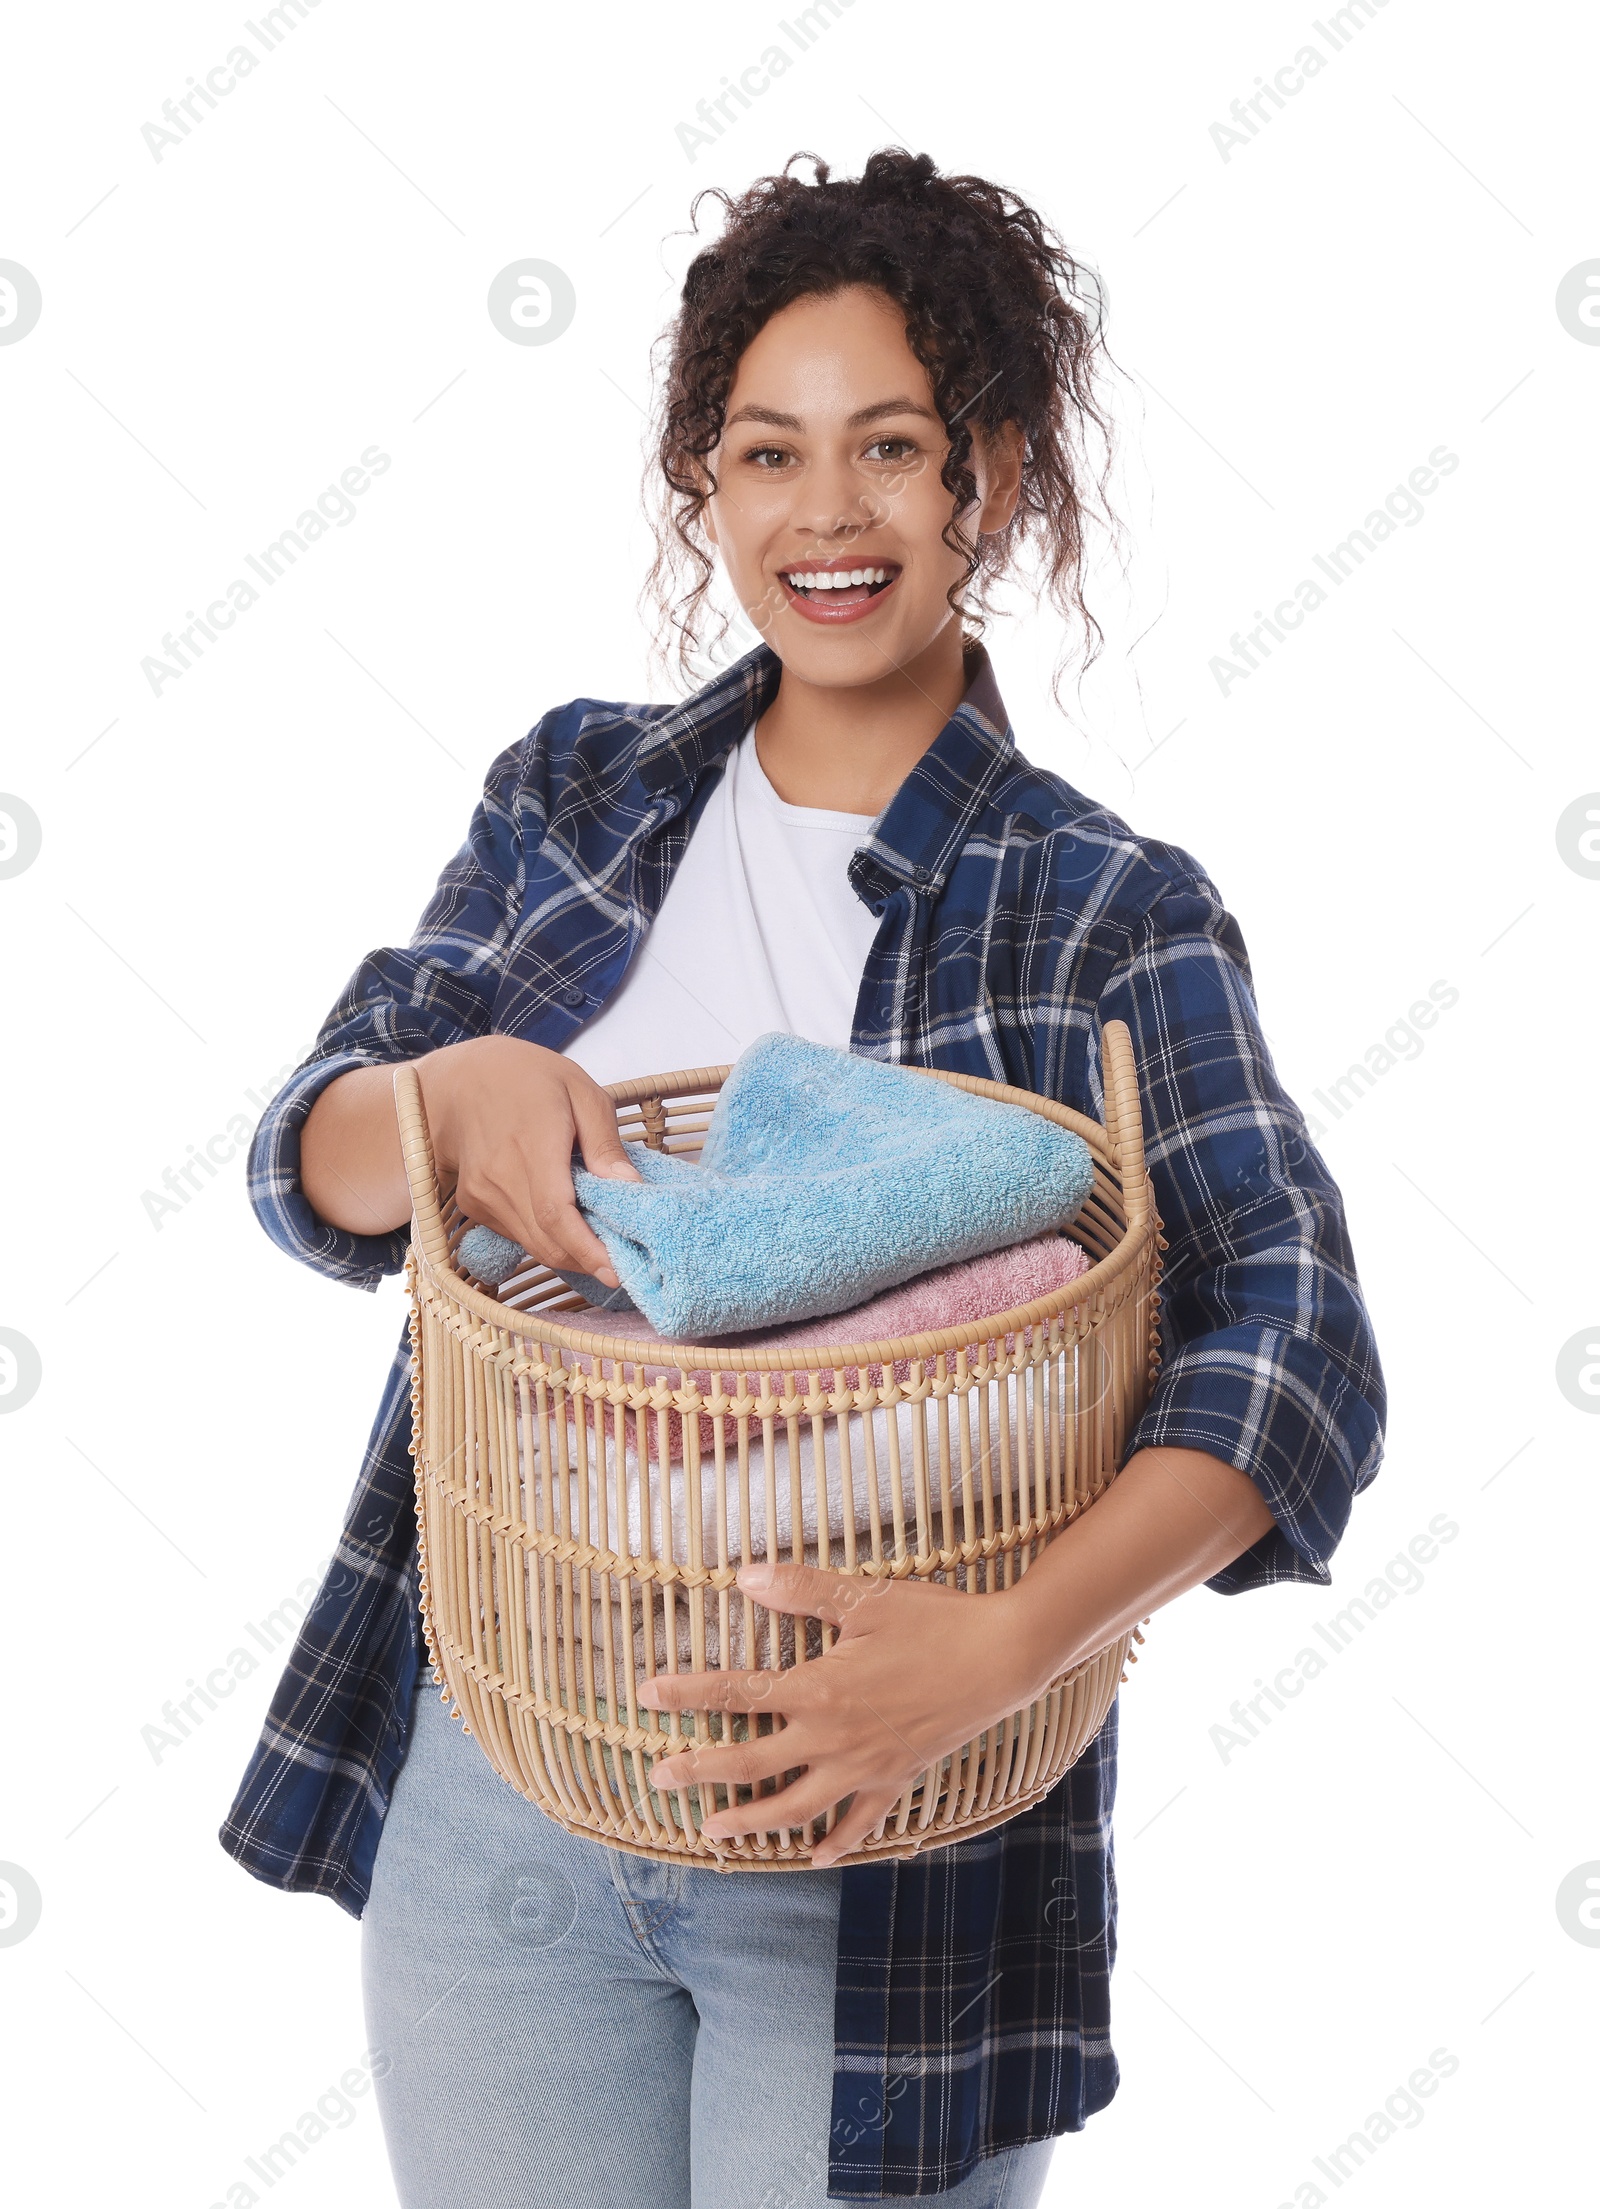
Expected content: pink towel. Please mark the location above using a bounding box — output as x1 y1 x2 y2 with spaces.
553 1232 1092 1462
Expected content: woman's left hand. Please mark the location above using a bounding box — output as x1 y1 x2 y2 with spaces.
637 1560 1047 1869
639 1447 1277 1868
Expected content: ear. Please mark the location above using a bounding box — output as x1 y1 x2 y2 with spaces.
975 419 1024 536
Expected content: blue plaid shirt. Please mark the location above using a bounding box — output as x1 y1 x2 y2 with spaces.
221 641 1385 2197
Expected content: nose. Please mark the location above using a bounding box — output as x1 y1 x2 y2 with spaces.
790 452 886 549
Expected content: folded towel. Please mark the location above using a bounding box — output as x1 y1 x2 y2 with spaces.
459 1032 1096 1340
575 1227 1093 1367
541 1352 1053 1671
515 1235 1092 1670
562 1228 1092 1467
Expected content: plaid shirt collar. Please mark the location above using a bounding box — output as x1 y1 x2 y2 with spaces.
635 639 1015 898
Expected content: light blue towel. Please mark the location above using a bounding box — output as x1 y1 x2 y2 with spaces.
455 1032 1097 1341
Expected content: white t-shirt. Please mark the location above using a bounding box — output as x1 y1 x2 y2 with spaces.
562 726 881 1088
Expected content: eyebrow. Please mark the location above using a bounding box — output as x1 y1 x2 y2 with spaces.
723 396 940 432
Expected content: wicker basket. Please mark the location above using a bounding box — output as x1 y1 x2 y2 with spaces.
394 1018 1165 1870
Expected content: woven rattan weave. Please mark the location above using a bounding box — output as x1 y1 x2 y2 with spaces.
395 1017 1165 1869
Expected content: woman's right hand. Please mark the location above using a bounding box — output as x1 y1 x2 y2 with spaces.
300 1035 642 1289
421 1036 642 1288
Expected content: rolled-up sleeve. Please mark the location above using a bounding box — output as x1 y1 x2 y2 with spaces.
1101 881 1387 1594
246 733 535 1291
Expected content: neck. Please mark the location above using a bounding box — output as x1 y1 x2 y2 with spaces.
753 622 972 814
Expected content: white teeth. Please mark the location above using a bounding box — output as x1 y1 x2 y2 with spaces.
786 566 892 592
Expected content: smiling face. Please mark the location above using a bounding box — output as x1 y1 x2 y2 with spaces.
704 285 1021 695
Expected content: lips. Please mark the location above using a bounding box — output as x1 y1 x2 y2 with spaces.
778 558 901 625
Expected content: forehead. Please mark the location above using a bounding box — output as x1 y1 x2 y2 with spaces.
724 285 936 421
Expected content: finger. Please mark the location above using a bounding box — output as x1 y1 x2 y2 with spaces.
500 1206 620 1290
648 1735 798 1794
456 1153 613 1285
637 1668 785 1715
567 1078 644 1184
509 1151 622 1287
809 1784 906 1868
700 1773 851 1843
737 1561 889 1630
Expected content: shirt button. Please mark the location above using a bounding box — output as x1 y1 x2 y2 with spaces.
912 865 931 885
559 985 586 1008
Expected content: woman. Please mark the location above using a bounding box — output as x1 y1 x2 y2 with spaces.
222 151 1386 2205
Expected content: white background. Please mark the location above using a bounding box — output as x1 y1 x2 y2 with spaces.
2 1 1596 2202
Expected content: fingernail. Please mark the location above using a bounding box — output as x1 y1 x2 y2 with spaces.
597 1268 620 1288
739 1562 774 1591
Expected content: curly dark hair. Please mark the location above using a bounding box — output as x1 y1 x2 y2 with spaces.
643 147 1121 698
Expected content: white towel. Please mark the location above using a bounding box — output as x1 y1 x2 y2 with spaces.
513 1364 1055 1674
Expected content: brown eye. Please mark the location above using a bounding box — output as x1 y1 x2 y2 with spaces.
746 446 791 469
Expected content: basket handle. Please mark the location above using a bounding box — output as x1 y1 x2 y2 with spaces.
1098 1017 1151 1232
392 1062 452 1272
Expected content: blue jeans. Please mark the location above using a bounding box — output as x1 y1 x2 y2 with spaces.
361 1670 1060 2207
